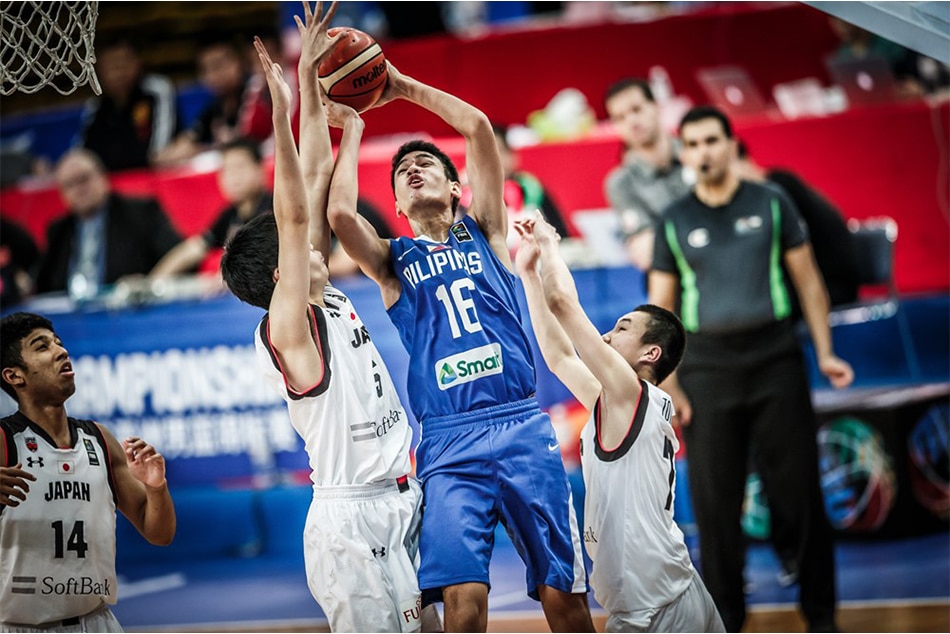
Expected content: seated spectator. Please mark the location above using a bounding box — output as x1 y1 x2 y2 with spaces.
35 149 182 296
0 216 40 306
735 141 861 314
155 32 269 166
328 198 395 279
459 123 572 256
77 35 178 172
603 78 691 270
828 16 950 98
150 137 273 280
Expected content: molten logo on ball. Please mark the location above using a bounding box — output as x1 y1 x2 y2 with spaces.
353 62 386 90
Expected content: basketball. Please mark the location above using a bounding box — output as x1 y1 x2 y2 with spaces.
318 27 388 113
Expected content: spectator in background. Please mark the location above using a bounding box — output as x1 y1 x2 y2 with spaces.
828 16 950 98
149 137 273 280
0 217 40 306
603 78 691 270
155 32 268 166
649 106 853 633
734 141 861 315
36 149 182 296
77 36 178 172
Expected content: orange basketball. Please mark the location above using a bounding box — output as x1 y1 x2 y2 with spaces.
318 27 388 113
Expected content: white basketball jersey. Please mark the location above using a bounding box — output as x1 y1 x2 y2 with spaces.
1 413 118 625
580 380 693 625
255 286 412 486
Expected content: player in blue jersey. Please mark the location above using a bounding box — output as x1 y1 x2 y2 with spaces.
324 64 594 632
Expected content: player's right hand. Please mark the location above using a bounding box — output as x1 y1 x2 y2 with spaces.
513 219 540 277
0 463 37 507
369 62 407 110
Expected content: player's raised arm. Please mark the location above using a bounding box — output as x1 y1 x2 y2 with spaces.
324 99 399 301
532 216 642 408
515 219 600 410
296 0 340 257
372 64 507 254
252 39 314 363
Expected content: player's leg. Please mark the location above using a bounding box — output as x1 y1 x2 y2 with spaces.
442 583 489 632
305 490 422 632
644 569 725 633
414 424 499 632
494 408 593 632
537 584 595 632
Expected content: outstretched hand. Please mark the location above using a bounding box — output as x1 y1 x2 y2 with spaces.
122 437 167 489
253 37 292 116
513 218 540 277
0 463 36 507
365 61 407 111
295 1 341 71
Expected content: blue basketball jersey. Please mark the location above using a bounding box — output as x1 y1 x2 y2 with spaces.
388 215 537 421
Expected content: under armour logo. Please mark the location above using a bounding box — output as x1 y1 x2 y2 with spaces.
26 457 44 468
371 546 387 558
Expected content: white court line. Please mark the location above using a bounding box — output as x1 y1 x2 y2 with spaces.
118 573 187 600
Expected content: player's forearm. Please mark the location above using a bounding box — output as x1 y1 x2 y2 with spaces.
538 239 581 319
328 116 365 222
523 269 578 371
299 67 333 181
398 74 489 139
272 110 308 227
139 481 176 546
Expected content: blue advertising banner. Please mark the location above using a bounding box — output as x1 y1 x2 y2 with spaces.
0 267 648 487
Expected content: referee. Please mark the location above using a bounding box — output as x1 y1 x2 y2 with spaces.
648 105 854 633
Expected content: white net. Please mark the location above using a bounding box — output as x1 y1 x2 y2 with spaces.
1 1 101 96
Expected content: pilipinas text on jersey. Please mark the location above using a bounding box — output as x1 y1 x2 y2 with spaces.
387 216 537 421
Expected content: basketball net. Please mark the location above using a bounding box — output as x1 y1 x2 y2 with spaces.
1 1 102 96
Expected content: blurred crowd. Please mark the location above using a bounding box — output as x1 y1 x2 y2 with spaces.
0 3 946 309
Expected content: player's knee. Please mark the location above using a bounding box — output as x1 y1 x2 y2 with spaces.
442 582 488 632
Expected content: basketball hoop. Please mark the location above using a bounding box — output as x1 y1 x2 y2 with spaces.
1 1 101 96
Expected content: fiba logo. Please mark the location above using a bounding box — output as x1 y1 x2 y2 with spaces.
907 402 949 519
817 416 896 532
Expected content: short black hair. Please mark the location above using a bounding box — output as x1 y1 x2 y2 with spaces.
220 212 279 310
1 312 55 401
390 140 460 212
678 105 734 139
220 137 262 165
604 77 654 108
634 304 685 384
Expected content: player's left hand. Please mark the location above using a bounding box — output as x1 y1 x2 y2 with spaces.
368 62 407 110
321 85 360 129
122 437 167 489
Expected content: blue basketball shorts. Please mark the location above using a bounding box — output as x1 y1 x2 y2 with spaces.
415 398 588 600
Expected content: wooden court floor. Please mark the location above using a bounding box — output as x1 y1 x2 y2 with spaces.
162 600 948 632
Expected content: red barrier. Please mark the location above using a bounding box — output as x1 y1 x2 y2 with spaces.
2 102 947 295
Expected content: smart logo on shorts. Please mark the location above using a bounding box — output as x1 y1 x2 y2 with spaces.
435 343 503 390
